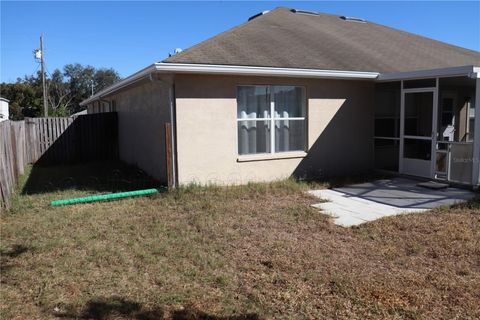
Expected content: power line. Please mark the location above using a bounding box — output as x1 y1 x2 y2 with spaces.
32 63 41 78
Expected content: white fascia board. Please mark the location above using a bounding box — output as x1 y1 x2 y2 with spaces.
80 62 379 106
80 63 480 106
472 66 480 78
154 62 379 79
378 65 478 81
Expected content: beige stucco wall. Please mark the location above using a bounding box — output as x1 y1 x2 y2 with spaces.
88 76 172 183
174 74 375 185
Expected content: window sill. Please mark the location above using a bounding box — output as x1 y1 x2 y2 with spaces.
237 151 307 162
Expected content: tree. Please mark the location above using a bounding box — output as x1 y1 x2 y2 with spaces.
47 69 73 116
0 63 121 118
63 63 95 113
63 64 120 114
0 82 42 120
94 68 121 92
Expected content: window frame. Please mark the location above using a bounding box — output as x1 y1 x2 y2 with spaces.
236 84 307 156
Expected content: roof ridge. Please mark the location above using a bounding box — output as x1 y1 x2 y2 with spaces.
163 7 479 72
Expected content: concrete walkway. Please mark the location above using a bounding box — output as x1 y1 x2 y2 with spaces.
309 178 476 227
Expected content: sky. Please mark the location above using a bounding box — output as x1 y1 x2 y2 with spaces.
1 1 479 83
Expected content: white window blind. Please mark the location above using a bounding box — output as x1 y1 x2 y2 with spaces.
237 85 306 155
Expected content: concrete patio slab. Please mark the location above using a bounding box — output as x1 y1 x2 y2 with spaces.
309 178 476 227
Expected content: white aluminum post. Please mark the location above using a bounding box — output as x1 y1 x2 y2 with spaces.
472 78 480 187
270 90 275 154
399 80 405 174
430 78 439 179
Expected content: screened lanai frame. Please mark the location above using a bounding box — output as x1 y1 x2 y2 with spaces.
375 66 480 187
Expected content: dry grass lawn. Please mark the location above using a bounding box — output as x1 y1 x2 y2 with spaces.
1 162 479 319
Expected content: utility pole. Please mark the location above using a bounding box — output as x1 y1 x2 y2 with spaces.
40 34 48 117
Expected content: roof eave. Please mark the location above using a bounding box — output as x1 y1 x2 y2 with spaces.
154 62 379 79
80 64 158 106
377 65 480 81
80 63 379 106
81 63 480 106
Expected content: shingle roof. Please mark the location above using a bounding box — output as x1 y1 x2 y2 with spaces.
163 7 480 73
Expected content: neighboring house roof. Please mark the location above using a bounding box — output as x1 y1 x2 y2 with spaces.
0 97 10 103
164 7 480 73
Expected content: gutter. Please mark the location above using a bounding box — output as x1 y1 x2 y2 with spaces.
81 63 480 106
154 62 379 79
80 63 379 106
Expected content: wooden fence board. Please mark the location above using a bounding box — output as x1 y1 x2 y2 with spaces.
0 121 27 212
0 113 118 211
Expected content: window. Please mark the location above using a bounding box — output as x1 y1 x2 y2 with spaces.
237 85 306 155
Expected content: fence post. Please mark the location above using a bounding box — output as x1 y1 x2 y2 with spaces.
165 122 173 189
9 123 19 181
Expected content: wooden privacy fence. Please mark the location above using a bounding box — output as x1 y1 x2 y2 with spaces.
27 113 118 165
0 112 118 211
0 121 27 210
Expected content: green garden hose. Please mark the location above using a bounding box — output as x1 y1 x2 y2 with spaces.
50 188 160 206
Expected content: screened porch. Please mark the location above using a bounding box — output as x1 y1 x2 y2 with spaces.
374 67 480 186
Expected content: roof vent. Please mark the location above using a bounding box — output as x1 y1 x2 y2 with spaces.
168 48 183 57
248 10 270 21
291 9 319 16
340 16 366 23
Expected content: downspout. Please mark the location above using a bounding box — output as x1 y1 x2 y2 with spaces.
169 84 177 188
99 98 111 112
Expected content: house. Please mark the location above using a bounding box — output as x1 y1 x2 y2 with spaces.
80 8 480 187
0 97 9 122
